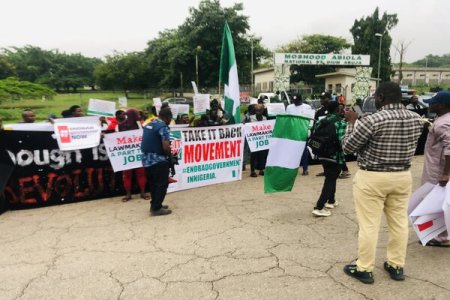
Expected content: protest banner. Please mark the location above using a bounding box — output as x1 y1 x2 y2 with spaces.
243 120 275 152
193 94 210 115
87 99 116 117
240 91 250 103
103 129 143 172
266 103 286 116
0 130 123 211
53 116 102 151
172 124 244 191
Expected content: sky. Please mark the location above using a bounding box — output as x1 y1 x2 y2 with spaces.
1 0 449 63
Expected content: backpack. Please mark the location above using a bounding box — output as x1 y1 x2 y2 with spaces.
308 117 340 158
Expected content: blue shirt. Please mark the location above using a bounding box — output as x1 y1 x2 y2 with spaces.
141 119 171 167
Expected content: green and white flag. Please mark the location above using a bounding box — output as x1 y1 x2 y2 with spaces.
264 114 310 193
219 22 240 124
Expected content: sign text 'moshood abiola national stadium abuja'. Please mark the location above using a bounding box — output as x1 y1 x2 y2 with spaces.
274 53 370 66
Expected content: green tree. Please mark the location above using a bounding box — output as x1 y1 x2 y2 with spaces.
0 55 16 79
350 7 398 82
0 77 56 102
412 53 450 68
144 0 269 90
94 52 149 97
277 34 351 86
2 45 102 91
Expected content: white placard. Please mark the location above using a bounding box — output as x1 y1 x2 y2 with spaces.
193 94 210 115
170 104 189 118
153 97 162 114
87 99 116 117
53 116 102 150
118 97 127 108
191 81 199 94
243 120 275 152
103 129 143 172
266 103 286 116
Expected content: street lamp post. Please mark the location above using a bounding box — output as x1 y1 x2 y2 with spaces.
195 45 201 89
251 38 254 96
375 33 383 88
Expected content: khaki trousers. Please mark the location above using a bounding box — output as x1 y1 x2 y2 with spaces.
353 169 412 272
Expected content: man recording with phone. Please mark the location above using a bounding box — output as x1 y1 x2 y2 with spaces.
141 107 173 216
342 82 423 284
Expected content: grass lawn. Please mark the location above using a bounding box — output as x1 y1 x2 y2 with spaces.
0 90 249 123
0 91 165 123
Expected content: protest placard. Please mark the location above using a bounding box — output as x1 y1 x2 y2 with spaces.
53 116 102 151
103 129 143 172
266 103 286 116
193 94 210 115
118 97 127 108
243 120 275 152
87 99 116 117
169 104 189 118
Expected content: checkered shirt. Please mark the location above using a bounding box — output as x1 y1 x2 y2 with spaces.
342 103 423 171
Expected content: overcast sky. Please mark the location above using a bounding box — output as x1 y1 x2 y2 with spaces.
1 0 448 63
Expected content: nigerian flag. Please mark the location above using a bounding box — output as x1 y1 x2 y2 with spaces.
264 115 310 193
219 22 240 124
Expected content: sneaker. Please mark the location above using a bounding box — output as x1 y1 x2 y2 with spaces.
325 201 339 209
384 262 405 281
150 208 172 216
343 265 374 284
312 208 331 217
162 205 169 209
250 172 257 177
258 170 265 176
316 172 325 177
302 170 309 176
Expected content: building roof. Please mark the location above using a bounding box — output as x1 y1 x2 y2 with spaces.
252 67 274 74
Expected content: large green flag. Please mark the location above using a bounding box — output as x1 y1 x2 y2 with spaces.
264 114 310 193
219 22 240 124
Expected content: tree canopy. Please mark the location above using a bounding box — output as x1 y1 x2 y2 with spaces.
1 46 102 91
277 34 351 86
0 77 56 103
412 53 450 68
350 7 398 82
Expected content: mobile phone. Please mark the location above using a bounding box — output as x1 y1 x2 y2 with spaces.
352 105 363 116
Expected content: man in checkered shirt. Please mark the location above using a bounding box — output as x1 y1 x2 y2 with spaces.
341 82 423 284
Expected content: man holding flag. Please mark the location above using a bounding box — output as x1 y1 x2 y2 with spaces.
219 22 240 124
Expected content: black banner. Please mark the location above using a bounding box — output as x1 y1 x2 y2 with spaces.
0 130 124 212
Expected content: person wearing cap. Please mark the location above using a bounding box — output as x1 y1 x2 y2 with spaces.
315 92 332 121
341 82 423 284
419 91 450 247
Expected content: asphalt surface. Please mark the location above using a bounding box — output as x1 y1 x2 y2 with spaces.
1 156 449 300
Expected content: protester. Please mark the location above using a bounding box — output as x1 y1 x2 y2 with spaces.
342 82 423 284
141 107 173 216
69 105 83 117
107 110 125 131
311 101 346 217
314 92 333 176
61 109 72 118
286 94 315 175
247 104 268 177
143 106 158 125
420 91 450 247
117 109 149 202
208 99 228 125
20 109 36 123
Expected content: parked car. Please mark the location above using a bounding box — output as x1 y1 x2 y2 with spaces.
162 97 193 106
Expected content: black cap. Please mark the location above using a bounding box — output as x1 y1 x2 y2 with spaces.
319 92 332 99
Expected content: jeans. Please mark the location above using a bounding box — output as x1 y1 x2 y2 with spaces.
315 161 341 209
145 161 169 211
300 148 310 172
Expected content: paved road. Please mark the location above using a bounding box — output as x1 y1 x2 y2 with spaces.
1 156 449 299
